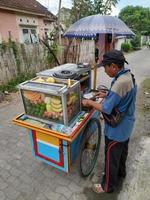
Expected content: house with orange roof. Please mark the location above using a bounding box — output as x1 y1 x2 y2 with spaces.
0 0 57 43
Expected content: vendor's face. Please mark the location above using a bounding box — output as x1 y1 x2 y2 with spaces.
104 64 117 77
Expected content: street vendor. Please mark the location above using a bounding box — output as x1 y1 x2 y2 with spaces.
82 50 137 193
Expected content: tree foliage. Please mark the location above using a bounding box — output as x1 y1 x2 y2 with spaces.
71 0 119 23
130 34 141 49
93 0 119 15
58 7 72 28
119 6 150 35
71 0 93 22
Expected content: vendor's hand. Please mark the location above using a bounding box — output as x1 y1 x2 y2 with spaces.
96 91 108 98
82 99 92 107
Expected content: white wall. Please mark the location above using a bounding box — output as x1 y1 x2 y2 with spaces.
115 37 125 50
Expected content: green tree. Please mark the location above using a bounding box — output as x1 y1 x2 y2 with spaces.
71 0 93 22
93 0 119 15
71 0 119 23
58 7 72 28
92 0 105 15
119 6 150 35
130 34 141 49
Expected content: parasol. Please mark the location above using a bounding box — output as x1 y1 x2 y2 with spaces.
64 15 135 38
64 15 135 89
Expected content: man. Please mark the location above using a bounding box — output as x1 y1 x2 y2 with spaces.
82 50 137 193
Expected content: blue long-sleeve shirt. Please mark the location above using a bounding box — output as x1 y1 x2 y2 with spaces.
101 68 137 142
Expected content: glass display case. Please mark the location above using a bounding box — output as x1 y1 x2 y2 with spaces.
18 77 81 126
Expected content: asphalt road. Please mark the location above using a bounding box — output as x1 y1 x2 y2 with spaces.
96 46 150 88
0 47 150 200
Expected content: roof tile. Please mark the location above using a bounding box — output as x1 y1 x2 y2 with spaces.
0 0 56 19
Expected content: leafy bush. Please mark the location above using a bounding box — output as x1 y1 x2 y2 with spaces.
46 43 60 64
121 42 131 52
0 72 35 92
0 41 7 52
130 34 141 49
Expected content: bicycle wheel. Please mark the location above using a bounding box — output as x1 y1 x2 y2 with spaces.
78 118 101 177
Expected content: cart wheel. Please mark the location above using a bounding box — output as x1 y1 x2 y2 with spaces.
78 118 101 177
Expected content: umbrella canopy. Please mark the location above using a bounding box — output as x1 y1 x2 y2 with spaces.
64 15 135 38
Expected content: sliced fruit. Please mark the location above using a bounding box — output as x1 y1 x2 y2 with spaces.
46 77 55 83
34 77 45 83
44 97 51 104
46 104 52 112
23 91 42 102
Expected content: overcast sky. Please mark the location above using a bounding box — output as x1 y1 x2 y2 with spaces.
37 0 150 15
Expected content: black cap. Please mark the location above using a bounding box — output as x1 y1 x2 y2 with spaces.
101 50 128 66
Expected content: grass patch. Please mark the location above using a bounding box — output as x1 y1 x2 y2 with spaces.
143 78 150 90
143 104 150 112
0 72 36 92
142 78 150 112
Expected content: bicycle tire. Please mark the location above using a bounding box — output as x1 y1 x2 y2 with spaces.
78 118 101 177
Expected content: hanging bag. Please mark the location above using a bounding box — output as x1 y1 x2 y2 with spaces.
102 107 125 127
102 73 135 127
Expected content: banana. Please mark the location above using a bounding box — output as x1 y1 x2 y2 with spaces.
51 106 62 113
51 98 61 105
51 102 62 109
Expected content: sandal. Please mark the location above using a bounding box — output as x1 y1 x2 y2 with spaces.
92 183 105 194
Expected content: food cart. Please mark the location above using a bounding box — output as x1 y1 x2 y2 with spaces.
12 12 136 176
13 63 102 177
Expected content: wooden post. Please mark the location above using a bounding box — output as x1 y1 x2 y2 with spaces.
58 0 62 45
93 37 98 90
93 63 97 90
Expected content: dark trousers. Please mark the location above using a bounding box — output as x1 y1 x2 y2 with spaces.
101 136 129 193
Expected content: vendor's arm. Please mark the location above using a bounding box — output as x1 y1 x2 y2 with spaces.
82 81 123 113
82 99 103 111
95 91 108 98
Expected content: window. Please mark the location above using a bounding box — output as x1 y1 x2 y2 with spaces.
22 28 38 44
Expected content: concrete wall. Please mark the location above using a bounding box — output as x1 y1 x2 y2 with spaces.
37 17 45 39
0 39 95 85
0 10 19 42
115 37 125 50
0 43 49 84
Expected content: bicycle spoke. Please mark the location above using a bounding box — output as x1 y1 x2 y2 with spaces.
78 118 101 177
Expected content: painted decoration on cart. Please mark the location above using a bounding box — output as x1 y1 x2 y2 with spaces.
29 130 69 172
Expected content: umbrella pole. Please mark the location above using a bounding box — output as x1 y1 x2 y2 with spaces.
93 38 98 90
93 63 97 90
